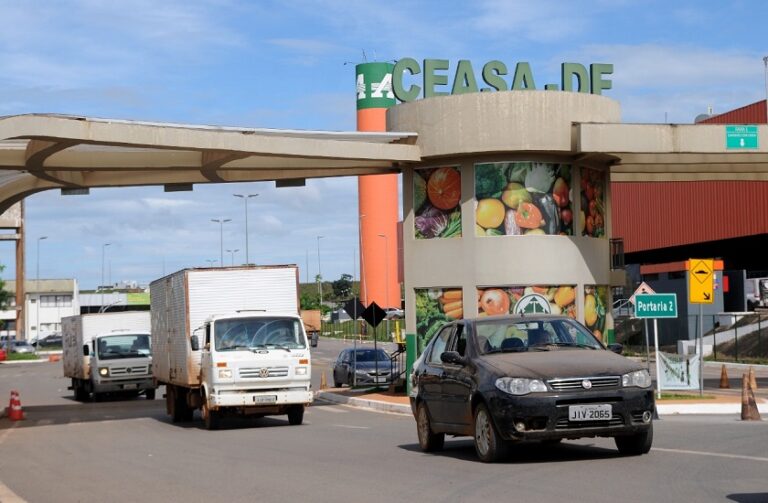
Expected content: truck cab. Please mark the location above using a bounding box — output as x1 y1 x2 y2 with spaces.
195 311 313 429
84 329 156 400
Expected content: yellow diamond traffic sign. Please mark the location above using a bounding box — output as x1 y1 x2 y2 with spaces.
688 258 714 304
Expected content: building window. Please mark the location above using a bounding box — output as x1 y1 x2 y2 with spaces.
40 295 72 307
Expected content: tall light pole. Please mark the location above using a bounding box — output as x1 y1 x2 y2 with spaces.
211 218 231 267
226 249 239 266
101 243 111 311
36 236 47 343
205 259 217 267
316 235 324 309
233 193 258 265
763 56 768 124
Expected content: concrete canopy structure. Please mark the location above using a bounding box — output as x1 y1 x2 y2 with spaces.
0 113 420 213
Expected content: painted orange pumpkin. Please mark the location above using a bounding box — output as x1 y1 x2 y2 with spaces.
427 167 461 210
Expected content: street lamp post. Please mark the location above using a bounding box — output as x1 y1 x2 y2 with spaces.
316 236 324 309
205 259 217 267
101 243 111 312
36 236 48 344
233 193 258 265
211 218 231 267
226 249 239 266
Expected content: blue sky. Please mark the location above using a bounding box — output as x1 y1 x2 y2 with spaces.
0 0 766 289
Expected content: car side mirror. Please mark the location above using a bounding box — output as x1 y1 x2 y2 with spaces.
607 343 623 355
190 335 200 351
83 344 90 356
440 351 465 366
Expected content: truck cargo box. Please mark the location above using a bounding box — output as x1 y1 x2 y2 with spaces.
150 265 300 388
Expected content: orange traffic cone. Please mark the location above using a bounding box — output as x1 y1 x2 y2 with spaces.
741 374 761 421
7 390 24 421
719 365 730 389
749 366 758 391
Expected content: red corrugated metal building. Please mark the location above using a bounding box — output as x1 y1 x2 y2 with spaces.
612 100 768 272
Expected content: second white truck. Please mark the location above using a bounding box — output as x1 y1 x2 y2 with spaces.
62 311 156 401
151 265 313 429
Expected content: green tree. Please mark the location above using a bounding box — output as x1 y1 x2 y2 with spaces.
331 273 353 300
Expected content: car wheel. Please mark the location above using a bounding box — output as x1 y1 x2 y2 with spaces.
287 405 305 425
473 403 508 463
416 402 444 452
615 423 653 456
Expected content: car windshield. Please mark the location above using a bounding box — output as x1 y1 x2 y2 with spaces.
97 334 151 360
352 349 390 362
474 318 603 354
214 317 306 351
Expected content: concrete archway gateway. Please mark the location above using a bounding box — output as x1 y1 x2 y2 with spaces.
1 92 767 341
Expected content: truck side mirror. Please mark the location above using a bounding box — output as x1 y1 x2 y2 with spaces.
83 344 90 356
190 335 200 351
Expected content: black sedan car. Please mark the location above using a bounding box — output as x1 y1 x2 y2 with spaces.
410 315 654 462
332 348 396 387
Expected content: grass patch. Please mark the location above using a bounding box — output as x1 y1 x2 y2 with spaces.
658 393 716 400
5 353 40 361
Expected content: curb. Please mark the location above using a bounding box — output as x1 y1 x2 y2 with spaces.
315 391 411 415
317 391 768 417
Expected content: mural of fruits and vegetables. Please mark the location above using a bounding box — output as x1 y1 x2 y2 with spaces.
581 167 606 238
414 287 463 352
414 166 462 239
584 285 608 340
474 162 572 237
477 286 577 318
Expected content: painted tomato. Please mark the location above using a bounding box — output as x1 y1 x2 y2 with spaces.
427 167 461 210
479 289 510 316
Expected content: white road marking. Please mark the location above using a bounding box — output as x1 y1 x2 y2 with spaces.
654 447 768 463
333 424 369 429
35 419 53 426
309 405 347 414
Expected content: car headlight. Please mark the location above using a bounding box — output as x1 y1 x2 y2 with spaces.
98 367 109 377
622 369 652 388
218 369 233 379
295 367 307 376
495 377 547 395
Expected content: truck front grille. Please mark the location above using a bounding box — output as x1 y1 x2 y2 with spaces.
109 365 149 376
239 366 290 379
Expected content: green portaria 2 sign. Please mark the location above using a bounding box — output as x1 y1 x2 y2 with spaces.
356 62 396 110
634 293 678 319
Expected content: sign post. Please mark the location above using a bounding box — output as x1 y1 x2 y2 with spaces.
635 293 678 399
688 258 715 396
630 282 656 371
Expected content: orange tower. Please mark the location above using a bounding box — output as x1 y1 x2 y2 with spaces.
356 62 400 309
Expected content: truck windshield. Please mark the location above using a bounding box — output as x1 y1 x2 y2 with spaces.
97 334 151 360
214 317 306 351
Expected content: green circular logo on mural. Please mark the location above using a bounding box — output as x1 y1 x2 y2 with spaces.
513 294 552 315
356 62 395 110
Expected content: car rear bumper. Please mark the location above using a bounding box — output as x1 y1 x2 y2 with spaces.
485 388 655 441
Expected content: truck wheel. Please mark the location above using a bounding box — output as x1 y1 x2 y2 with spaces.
73 380 88 401
145 389 156 400
168 385 193 422
287 405 304 425
202 397 220 430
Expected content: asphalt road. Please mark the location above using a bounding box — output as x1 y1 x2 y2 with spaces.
1 345 768 502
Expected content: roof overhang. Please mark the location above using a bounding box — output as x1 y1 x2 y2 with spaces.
575 123 768 182
0 114 421 212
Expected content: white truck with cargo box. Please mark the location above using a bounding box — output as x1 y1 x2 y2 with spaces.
62 311 156 401
151 265 312 429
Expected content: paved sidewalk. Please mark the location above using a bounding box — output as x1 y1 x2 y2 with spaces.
316 387 768 416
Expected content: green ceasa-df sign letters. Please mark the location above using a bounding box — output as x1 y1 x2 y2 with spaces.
390 59 613 102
